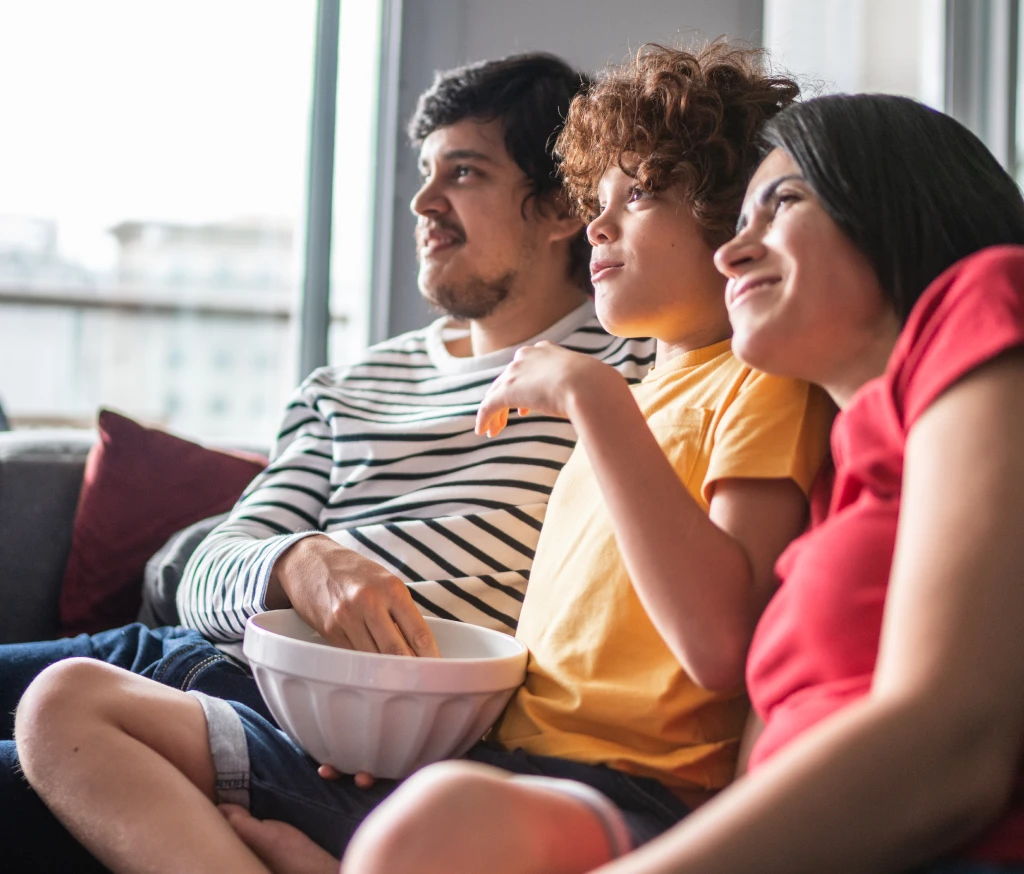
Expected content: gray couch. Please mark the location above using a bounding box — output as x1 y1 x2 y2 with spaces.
0 429 95 643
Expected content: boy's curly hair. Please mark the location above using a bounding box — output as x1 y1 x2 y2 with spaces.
557 40 800 248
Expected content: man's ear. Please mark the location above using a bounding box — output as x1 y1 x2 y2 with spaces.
536 192 585 244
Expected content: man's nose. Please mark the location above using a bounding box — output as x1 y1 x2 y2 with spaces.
410 175 447 217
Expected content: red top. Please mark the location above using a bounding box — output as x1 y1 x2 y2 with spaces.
746 245 1024 861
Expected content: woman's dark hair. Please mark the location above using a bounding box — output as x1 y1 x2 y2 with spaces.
763 94 1024 322
409 53 592 290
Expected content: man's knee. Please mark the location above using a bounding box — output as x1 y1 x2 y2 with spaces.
15 659 122 774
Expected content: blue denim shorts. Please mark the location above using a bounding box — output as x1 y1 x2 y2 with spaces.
190 693 691 859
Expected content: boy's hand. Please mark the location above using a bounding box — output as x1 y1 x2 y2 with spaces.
476 342 622 437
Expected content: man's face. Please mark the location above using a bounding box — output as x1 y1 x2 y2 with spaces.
411 118 541 320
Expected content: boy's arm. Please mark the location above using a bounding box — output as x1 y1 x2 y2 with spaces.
565 387 807 691
477 342 808 691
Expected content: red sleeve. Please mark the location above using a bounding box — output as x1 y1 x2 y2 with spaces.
891 246 1024 430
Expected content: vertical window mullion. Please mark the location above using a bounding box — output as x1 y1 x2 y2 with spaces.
298 0 341 380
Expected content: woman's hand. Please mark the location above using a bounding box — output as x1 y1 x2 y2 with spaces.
475 341 624 437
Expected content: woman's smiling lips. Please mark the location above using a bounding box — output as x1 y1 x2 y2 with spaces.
727 274 780 307
590 259 624 282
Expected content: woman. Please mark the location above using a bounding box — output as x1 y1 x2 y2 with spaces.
588 94 1024 872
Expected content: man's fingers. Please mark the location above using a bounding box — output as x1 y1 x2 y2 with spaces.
391 601 441 658
316 624 355 651
337 617 380 654
364 611 416 657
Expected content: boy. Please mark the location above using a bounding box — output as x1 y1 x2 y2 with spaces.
16 42 831 874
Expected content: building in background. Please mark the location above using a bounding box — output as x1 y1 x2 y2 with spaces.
0 215 300 444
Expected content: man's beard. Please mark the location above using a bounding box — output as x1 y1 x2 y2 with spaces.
426 271 516 320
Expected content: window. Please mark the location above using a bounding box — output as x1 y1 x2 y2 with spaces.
763 0 945 107
0 1 318 443
328 0 386 366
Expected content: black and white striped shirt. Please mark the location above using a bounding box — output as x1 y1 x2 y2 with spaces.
177 301 656 642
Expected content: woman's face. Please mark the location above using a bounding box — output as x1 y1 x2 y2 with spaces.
714 148 900 406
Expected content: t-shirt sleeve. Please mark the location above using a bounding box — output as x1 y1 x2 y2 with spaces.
702 372 834 504
894 246 1024 430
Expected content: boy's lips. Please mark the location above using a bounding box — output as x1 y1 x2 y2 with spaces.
590 259 624 282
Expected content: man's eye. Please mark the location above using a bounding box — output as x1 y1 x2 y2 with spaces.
454 165 475 179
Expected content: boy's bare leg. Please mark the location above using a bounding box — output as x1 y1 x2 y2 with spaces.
220 805 340 874
15 658 270 874
342 760 620 874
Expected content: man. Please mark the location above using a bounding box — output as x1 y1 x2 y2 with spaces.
0 52 655 870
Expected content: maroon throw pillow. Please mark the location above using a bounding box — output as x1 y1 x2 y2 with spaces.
59 409 267 636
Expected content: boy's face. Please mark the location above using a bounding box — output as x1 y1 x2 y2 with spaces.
587 164 727 348
411 118 550 321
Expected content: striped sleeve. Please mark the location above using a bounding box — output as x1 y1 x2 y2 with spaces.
176 310 657 643
176 373 335 641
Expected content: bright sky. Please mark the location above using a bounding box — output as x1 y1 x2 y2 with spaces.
0 0 319 269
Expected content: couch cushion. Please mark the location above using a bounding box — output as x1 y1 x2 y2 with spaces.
0 429 94 642
59 409 266 636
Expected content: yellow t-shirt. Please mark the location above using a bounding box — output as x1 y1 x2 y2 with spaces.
493 339 833 791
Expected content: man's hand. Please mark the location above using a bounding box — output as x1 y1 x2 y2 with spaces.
475 342 623 438
266 536 440 657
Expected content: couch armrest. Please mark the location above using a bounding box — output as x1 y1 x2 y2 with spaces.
0 429 95 642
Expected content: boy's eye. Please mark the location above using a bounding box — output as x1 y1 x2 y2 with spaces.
628 185 652 203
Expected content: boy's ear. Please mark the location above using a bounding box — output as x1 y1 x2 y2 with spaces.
537 192 585 244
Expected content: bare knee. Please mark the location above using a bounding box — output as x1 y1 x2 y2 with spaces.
15 659 128 782
344 762 604 874
343 762 504 874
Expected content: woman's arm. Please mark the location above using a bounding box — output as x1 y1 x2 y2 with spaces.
477 342 809 691
592 348 1024 874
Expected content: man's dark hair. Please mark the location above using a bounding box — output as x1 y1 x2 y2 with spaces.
763 94 1024 323
409 53 592 291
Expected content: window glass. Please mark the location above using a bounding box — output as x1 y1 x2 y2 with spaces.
328 0 384 366
764 0 945 108
0 1 317 444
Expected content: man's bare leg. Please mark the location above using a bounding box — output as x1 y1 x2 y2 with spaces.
342 760 621 874
15 658 270 874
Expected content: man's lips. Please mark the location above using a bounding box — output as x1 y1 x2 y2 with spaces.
417 225 465 256
590 259 624 282
727 275 780 306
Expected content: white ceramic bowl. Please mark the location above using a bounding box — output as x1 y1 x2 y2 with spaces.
243 610 528 779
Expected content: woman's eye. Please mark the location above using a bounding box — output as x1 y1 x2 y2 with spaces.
773 192 799 212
